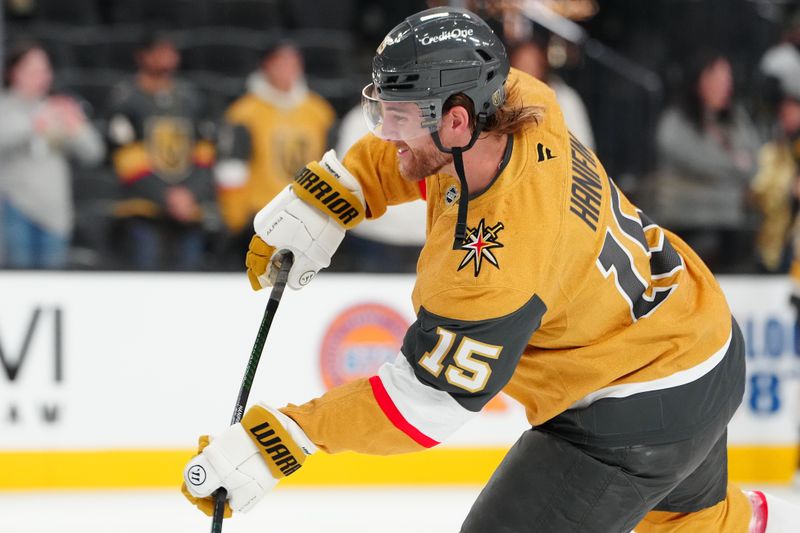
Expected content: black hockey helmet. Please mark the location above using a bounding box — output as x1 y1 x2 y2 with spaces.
362 6 509 145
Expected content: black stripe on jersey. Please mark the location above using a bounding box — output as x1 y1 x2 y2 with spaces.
541 318 744 448
401 294 547 412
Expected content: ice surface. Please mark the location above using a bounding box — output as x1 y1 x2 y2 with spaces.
1 485 798 533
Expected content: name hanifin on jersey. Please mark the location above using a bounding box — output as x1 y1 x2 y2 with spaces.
568 134 603 232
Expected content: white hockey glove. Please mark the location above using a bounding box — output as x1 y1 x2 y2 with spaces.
182 404 316 517
247 150 365 290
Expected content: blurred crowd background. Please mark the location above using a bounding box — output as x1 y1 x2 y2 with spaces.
1 0 799 276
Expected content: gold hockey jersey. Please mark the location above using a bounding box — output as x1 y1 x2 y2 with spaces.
218 86 335 232
281 68 732 455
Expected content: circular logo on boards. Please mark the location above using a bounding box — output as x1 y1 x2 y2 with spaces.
188 465 207 486
320 303 410 389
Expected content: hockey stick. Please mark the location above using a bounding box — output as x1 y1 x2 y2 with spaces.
210 252 294 533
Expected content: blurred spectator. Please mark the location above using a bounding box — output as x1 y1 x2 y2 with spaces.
760 10 800 103
509 37 595 150
107 33 216 271
0 42 105 269
751 87 800 273
333 103 425 272
651 50 760 273
214 41 335 268
4 0 36 20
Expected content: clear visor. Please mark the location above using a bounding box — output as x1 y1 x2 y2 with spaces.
361 83 441 141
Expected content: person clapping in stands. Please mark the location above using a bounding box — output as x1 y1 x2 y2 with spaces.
0 42 105 269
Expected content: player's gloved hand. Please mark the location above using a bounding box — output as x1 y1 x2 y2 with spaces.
181 435 232 518
182 404 317 516
248 150 365 290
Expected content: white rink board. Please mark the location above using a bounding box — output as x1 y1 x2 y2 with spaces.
0 272 797 451
0 272 527 451
724 276 800 445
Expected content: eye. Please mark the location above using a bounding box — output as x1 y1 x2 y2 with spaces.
388 113 409 125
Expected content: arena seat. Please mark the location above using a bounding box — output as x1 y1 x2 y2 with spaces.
36 0 100 25
207 0 283 30
179 30 265 78
283 0 354 30
54 67 124 117
185 71 246 119
70 165 120 270
105 0 211 27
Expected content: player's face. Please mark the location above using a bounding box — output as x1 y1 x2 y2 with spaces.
361 86 452 180
393 131 452 182
375 102 431 142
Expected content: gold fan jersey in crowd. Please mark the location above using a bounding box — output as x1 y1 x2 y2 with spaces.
216 75 335 233
277 69 751 531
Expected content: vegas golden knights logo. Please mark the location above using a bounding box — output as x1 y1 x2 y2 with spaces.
458 219 505 276
275 133 311 181
146 117 193 182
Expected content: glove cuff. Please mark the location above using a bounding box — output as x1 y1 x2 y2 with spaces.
292 160 365 229
264 404 318 454
241 404 315 479
320 149 364 204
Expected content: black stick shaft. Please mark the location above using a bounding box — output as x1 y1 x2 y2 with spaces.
210 253 294 533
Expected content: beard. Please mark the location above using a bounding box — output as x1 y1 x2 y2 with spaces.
397 140 453 181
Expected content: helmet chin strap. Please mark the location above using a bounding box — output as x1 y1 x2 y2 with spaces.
430 113 487 250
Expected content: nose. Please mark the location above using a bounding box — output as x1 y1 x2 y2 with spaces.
380 116 401 141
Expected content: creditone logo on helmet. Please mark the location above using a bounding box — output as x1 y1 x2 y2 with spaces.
419 28 474 46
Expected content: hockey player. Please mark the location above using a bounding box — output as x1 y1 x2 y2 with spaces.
183 7 795 532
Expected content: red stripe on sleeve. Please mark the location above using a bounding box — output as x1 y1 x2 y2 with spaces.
369 375 439 448
417 180 427 200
